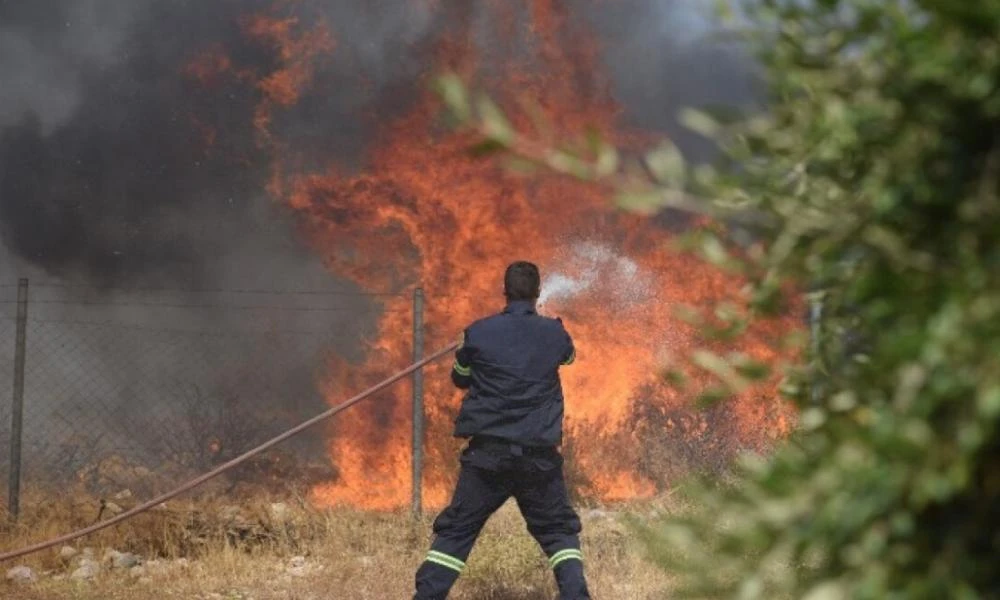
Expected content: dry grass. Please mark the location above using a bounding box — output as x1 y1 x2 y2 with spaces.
0 487 677 599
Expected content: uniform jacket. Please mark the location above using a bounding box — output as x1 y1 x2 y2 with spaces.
451 300 575 447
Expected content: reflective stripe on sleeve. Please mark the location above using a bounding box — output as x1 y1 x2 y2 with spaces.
425 550 466 573
561 349 575 366
549 548 583 569
453 361 472 376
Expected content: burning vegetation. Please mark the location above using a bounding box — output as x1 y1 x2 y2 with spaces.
1 0 797 510
211 2 798 510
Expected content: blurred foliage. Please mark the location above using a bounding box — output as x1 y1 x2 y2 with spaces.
434 0 1000 597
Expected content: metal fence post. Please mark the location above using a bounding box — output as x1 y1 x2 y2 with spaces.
411 287 425 516
8 278 28 522
808 290 824 406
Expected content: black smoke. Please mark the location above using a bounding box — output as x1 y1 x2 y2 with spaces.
0 0 756 285
1 1 268 282
0 0 455 284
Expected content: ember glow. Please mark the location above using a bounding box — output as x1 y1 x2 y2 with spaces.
192 1 797 510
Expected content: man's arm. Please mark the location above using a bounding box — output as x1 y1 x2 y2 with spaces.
559 321 575 366
451 330 473 388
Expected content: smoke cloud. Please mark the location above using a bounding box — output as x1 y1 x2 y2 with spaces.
0 0 759 489
581 0 761 163
1 0 755 284
0 0 153 130
0 0 450 284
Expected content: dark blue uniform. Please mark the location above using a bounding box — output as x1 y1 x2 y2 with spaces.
414 300 590 600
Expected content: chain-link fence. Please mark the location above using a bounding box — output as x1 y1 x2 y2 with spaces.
1 277 804 519
0 280 410 511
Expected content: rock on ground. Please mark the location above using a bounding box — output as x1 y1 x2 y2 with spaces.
104 549 141 569
286 555 308 577
71 558 101 580
6 565 36 583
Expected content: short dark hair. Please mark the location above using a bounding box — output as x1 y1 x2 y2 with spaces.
504 261 541 302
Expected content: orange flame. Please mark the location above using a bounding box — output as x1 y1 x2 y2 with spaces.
241 13 335 139
193 1 798 509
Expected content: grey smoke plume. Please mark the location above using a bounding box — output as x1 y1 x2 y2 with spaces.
0 0 452 284
0 0 153 130
0 0 754 285
582 0 761 162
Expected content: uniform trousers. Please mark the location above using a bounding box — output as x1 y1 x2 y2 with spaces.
414 438 591 600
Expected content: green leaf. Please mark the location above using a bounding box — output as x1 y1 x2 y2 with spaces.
662 368 688 389
673 304 706 326
645 141 687 187
699 233 732 268
468 138 506 157
434 74 472 123
978 385 1000 418
799 408 826 431
547 149 593 180
692 349 749 393
616 190 665 215
828 390 857 412
731 356 771 381
594 142 620 178
503 156 540 175
803 581 848 600
679 107 722 138
475 95 514 144
696 385 731 407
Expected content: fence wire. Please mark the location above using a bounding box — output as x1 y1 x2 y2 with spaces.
0 282 405 504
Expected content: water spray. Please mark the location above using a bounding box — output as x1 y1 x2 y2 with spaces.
538 241 652 311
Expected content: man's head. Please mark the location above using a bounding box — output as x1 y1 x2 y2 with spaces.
504 261 541 303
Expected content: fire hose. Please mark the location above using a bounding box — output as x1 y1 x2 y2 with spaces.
0 341 459 563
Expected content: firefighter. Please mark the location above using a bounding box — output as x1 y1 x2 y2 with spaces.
413 261 591 600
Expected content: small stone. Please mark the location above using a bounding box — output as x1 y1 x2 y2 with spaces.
6 565 36 582
112 552 141 569
71 559 100 580
113 489 133 501
284 555 310 577
59 546 79 561
103 501 124 515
